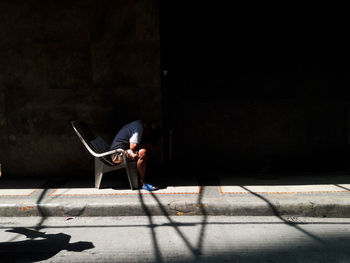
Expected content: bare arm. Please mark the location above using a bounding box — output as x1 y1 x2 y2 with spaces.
130 143 138 151
129 142 153 160
126 143 139 160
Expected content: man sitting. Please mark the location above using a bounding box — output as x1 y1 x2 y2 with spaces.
110 120 161 191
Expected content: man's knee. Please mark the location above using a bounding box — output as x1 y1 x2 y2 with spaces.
138 148 147 160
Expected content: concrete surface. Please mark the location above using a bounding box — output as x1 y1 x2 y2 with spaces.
1 216 350 262
1 173 350 218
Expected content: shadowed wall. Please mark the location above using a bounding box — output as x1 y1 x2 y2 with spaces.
160 3 349 173
0 0 161 176
1 2 348 177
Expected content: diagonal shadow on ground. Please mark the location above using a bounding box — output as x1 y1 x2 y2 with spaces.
138 183 209 262
239 185 338 247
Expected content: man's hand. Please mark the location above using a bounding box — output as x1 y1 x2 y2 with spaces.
129 143 139 160
125 149 138 160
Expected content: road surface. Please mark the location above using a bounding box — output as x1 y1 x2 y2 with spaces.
1 216 350 262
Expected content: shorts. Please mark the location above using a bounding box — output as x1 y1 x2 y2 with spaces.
111 150 138 164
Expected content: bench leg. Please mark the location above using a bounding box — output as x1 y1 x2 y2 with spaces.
126 161 138 190
94 157 104 189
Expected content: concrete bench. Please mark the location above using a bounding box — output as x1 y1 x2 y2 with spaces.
71 120 138 189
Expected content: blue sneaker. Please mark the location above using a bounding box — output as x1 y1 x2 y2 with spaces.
142 184 158 191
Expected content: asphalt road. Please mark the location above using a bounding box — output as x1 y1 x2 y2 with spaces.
1 216 350 262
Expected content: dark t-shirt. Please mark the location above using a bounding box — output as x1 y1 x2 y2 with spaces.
110 120 143 150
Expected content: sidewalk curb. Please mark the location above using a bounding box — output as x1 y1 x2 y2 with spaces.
1 200 350 218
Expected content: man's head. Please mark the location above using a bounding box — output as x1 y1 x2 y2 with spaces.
143 122 161 145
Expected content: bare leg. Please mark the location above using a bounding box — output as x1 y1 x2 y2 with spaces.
137 148 147 185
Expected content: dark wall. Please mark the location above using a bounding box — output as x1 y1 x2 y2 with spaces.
0 0 161 176
160 4 349 173
1 1 348 177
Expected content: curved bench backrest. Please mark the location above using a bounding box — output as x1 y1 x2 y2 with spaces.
71 120 115 165
71 121 100 155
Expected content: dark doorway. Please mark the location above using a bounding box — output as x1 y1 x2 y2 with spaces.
159 4 349 176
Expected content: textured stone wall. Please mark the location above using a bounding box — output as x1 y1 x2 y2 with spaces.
0 0 161 176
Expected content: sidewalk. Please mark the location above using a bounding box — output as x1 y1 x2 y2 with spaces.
1 172 350 218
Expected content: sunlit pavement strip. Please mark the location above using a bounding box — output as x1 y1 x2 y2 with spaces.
219 184 350 194
49 186 201 196
0 189 37 196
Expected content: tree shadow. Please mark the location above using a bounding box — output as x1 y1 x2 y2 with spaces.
137 191 163 262
239 186 331 246
35 180 86 230
137 184 208 262
0 227 94 263
335 184 350 192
